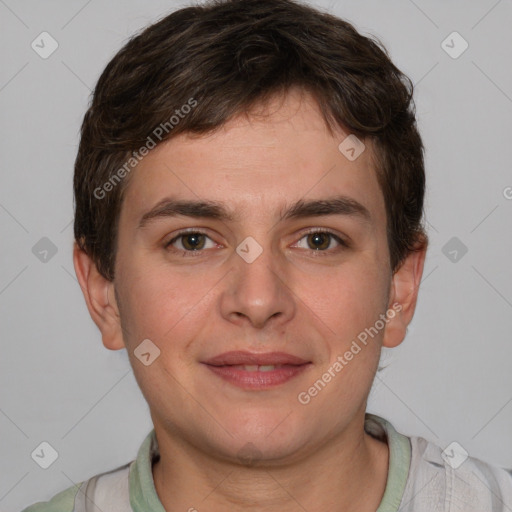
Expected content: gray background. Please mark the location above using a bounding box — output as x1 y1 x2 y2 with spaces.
1 0 511 510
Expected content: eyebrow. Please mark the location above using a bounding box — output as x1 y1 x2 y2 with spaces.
137 195 372 229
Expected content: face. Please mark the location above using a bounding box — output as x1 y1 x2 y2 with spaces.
94 89 412 463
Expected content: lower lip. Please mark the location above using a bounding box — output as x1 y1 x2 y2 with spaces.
203 364 311 389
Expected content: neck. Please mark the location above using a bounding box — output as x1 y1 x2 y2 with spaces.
152 417 389 512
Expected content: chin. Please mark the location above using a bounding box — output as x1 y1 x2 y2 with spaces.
214 412 309 464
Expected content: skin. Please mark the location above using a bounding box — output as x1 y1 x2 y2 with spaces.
74 88 426 512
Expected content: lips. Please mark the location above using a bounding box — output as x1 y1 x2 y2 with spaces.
203 351 310 367
202 351 311 389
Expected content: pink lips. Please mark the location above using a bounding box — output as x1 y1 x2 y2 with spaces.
204 351 310 366
202 351 311 389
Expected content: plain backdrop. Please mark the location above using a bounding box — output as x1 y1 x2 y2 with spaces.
1 0 511 510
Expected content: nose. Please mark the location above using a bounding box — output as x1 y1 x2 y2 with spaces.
219 238 296 329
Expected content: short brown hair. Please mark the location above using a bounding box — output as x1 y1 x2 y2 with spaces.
74 0 428 281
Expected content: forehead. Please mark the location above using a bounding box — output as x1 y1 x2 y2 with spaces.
119 89 385 228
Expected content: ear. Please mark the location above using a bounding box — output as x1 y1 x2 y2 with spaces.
73 241 125 351
382 243 427 348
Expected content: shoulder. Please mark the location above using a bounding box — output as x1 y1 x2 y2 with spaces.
20 461 133 512
20 483 80 512
403 435 512 511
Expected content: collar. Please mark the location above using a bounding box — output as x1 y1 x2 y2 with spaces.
128 413 411 512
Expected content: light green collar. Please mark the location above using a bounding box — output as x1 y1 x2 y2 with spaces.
365 413 411 511
129 413 411 511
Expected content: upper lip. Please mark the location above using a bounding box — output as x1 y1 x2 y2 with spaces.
203 351 310 366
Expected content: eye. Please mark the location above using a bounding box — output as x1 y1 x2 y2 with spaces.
165 230 217 255
164 228 349 257
293 229 348 253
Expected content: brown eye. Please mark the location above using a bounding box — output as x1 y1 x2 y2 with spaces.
306 232 331 250
295 230 347 253
165 231 216 253
180 233 206 250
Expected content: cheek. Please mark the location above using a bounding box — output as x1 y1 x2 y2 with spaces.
115 259 219 350
300 263 388 406
298 255 389 343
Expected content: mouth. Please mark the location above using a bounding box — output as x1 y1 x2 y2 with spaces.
219 364 297 372
202 351 312 389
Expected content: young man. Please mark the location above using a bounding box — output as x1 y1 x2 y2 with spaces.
23 0 512 510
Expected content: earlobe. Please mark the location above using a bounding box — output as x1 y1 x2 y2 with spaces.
72 242 125 350
382 244 427 349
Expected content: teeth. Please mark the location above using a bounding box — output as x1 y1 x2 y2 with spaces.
230 365 278 371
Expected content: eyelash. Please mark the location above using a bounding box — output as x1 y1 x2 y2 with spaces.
164 228 349 257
